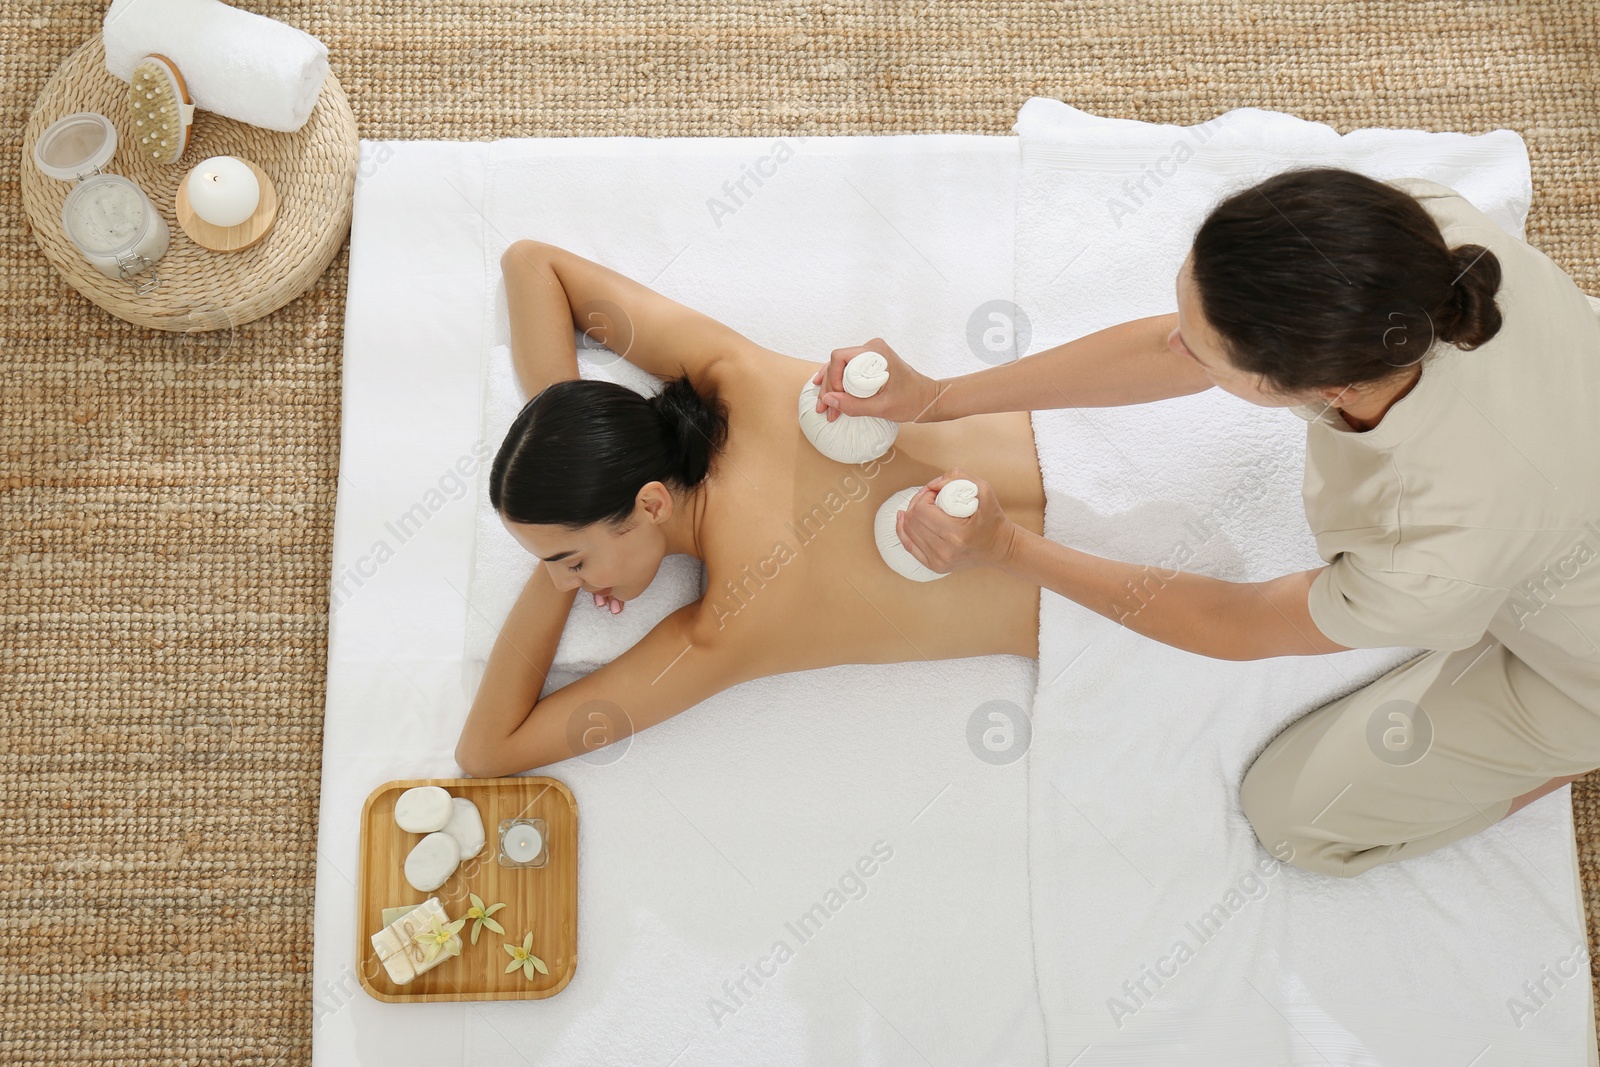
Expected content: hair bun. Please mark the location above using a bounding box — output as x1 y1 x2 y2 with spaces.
1441 243 1503 350
649 375 729 487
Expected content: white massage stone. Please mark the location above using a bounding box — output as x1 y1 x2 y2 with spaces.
393 786 453 834
874 479 981 582
442 796 485 859
404 831 461 892
797 351 899 464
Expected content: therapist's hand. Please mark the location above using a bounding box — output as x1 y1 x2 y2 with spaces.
895 469 1019 574
811 338 941 424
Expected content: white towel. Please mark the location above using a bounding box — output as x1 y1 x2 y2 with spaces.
103 0 329 133
1015 97 1590 1063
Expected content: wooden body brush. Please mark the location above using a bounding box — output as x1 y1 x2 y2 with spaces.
129 53 196 165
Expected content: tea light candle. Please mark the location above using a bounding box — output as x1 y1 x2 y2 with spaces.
185 156 260 228
503 825 542 864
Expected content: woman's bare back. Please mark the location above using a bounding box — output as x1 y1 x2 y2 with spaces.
693 346 1046 674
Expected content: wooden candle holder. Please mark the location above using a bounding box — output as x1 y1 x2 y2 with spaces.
175 158 278 253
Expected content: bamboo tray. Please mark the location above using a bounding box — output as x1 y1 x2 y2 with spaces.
356 777 578 1003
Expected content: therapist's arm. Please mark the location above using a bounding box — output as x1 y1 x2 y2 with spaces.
1001 528 1351 660
895 476 1350 660
816 312 1214 422
938 312 1214 419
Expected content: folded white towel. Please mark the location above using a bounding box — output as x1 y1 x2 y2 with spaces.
103 0 330 133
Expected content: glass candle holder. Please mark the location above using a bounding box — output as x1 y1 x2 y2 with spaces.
497 818 548 869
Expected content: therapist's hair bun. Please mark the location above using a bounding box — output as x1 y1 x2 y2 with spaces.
1190 167 1506 394
490 373 728 528
1440 242 1504 351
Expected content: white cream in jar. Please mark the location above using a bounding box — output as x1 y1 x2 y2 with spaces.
61 174 169 288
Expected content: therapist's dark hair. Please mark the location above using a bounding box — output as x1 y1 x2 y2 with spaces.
1189 167 1504 394
490 372 728 528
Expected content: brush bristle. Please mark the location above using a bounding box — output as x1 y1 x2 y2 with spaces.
128 55 192 165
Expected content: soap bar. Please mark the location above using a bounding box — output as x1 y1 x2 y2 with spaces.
381 903 420 927
442 797 485 859
405 831 461 892
370 897 457 985
394 786 453 833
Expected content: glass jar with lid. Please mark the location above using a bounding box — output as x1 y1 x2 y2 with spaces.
33 111 168 294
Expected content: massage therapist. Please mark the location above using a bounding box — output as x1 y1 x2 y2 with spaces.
812 167 1600 878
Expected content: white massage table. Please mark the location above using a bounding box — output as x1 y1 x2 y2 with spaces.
313 110 1596 1066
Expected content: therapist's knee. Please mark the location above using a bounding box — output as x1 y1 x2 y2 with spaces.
1239 735 1360 878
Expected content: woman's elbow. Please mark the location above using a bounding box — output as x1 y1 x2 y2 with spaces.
500 239 556 276
454 730 522 779
456 730 554 779
454 738 493 779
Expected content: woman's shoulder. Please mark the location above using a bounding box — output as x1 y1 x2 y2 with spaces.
702 341 814 401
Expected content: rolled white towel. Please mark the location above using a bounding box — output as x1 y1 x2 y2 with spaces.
874 479 980 581
103 0 330 133
797 351 899 464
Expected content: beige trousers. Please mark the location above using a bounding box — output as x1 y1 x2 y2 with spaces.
1241 632 1600 877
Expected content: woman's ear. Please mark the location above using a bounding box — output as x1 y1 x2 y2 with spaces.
635 480 674 524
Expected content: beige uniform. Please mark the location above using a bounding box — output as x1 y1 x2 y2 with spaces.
1241 176 1600 877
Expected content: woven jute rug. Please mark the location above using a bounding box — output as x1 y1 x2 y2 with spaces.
3 2 1597 1063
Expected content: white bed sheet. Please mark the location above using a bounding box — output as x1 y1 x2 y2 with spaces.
315 135 1047 1067
315 123 1597 1067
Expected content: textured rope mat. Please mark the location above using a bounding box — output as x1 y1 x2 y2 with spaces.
2 2 1597 1064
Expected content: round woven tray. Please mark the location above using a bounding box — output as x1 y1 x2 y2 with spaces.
20 33 358 332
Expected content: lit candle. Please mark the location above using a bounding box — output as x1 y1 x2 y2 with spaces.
502 825 542 864
185 156 260 228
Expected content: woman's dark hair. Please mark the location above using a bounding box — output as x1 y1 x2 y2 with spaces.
1189 167 1503 394
489 374 729 528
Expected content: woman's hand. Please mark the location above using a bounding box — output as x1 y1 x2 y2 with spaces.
811 338 942 423
895 468 1019 574
591 591 624 614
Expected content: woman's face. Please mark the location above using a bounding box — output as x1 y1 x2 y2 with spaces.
1169 251 1327 410
501 487 672 603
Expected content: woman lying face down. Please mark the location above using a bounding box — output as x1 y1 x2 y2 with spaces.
491 376 725 615
452 240 1047 777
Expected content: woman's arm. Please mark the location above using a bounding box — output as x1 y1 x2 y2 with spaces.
454 570 754 777
894 473 1350 661
501 240 756 400
814 313 1214 423
501 242 583 398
